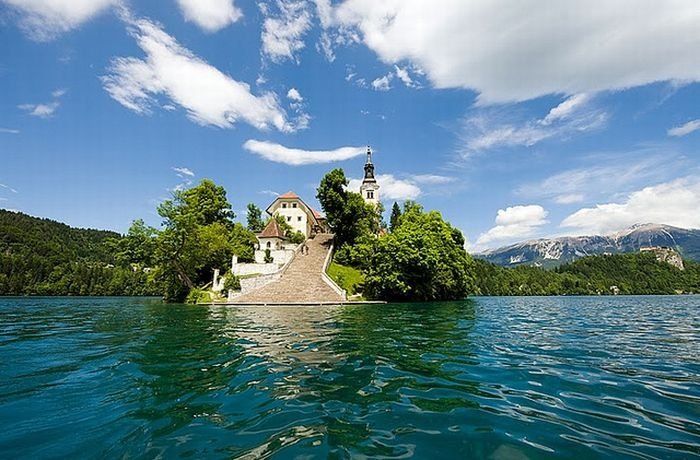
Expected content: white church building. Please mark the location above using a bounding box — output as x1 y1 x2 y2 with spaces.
213 147 379 293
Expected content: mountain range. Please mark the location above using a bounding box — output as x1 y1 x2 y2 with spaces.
476 224 700 267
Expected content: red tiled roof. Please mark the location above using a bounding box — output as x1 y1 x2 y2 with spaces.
258 218 286 239
311 208 324 219
278 191 299 199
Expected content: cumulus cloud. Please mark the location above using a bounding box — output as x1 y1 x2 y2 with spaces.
102 17 295 132
243 139 365 165
476 205 548 245
462 95 607 154
176 0 242 32
561 177 700 234
321 0 700 103
287 88 303 102
261 0 313 63
348 174 422 201
2 0 118 40
668 119 700 137
371 73 393 91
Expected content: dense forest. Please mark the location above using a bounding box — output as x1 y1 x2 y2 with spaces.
471 252 700 296
0 210 157 296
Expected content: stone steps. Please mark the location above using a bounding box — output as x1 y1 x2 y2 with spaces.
231 233 344 304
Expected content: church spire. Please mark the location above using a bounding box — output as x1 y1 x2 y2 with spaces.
360 145 379 206
363 146 376 182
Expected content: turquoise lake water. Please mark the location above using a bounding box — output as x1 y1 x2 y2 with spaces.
0 296 699 459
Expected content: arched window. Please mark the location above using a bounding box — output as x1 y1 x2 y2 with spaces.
266 241 271 248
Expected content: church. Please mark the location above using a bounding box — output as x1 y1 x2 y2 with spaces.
213 147 380 289
256 145 379 245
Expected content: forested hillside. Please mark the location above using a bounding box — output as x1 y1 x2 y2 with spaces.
0 210 157 296
472 252 700 296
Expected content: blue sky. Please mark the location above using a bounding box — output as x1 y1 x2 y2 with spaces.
1 0 699 251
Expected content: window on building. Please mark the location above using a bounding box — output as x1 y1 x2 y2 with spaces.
292 203 297 208
282 203 287 208
367 191 374 199
287 216 291 221
266 242 271 248
297 216 302 221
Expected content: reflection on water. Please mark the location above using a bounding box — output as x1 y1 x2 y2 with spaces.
0 296 699 459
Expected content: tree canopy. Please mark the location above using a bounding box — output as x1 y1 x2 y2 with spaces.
362 202 476 301
246 203 264 233
316 168 379 264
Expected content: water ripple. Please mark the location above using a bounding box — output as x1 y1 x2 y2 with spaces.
1 296 699 458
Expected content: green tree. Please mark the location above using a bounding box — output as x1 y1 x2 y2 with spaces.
389 201 402 232
246 203 265 232
153 179 236 301
272 215 306 244
363 204 476 301
316 168 379 264
230 223 257 263
112 219 157 266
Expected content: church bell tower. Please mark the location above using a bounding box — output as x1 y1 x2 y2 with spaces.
360 146 380 206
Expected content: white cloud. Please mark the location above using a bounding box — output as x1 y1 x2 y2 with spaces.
259 190 280 197
19 101 60 118
517 151 686 204
0 184 19 194
102 17 295 132
554 194 585 205
476 205 548 245
371 73 393 91
51 88 67 98
285 87 310 129
393 65 421 88
176 0 242 32
561 177 700 234
322 1 700 103
172 166 195 177
2 0 118 40
261 0 313 63
287 88 303 102
348 174 422 201
0 128 20 134
410 174 455 184
668 119 700 137
18 87 66 119
243 139 365 165
541 94 590 125
461 96 606 154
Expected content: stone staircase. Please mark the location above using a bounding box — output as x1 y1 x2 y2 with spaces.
230 233 346 305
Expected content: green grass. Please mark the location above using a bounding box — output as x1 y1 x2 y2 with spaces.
327 262 364 295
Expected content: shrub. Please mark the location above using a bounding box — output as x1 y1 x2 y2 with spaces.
223 274 241 292
264 249 274 263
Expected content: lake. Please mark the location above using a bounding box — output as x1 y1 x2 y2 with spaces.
0 296 699 459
